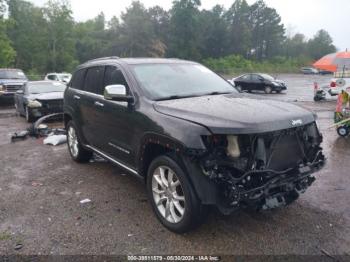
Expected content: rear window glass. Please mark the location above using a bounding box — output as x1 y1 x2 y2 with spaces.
70 69 86 90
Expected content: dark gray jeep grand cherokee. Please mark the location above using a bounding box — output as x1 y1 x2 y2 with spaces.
64 57 325 233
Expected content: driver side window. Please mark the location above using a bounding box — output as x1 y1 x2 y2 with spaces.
104 66 129 91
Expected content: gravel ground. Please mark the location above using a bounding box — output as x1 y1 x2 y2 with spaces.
0 75 349 257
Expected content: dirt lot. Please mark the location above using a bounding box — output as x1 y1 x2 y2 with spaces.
0 74 350 257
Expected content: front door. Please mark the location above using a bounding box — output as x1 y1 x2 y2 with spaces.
94 65 137 167
251 74 264 91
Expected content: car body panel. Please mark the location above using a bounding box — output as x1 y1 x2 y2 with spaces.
0 72 28 97
14 81 64 118
64 58 325 215
234 73 287 92
154 94 314 134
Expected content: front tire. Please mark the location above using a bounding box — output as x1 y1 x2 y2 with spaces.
66 121 93 163
264 86 272 94
147 155 205 233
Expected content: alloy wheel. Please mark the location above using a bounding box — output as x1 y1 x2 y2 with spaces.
68 126 79 158
152 166 186 224
265 86 272 94
25 107 30 122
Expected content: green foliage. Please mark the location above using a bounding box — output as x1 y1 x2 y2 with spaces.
0 0 339 75
203 55 312 75
0 1 15 67
307 29 337 60
168 0 202 60
119 1 165 57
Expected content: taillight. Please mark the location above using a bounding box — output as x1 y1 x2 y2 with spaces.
330 81 336 88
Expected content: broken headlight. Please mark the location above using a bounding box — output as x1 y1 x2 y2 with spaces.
202 135 241 158
27 100 42 108
227 135 241 158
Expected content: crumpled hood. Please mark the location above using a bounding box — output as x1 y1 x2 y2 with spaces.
28 92 63 101
154 94 315 134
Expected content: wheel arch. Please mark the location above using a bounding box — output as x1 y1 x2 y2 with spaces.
138 133 186 179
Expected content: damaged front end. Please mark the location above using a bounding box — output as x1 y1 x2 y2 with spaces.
192 122 325 214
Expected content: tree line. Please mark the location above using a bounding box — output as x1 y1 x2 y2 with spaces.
0 0 337 75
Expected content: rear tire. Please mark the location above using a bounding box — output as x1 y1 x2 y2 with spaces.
314 96 321 102
66 121 93 163
147 155 206 233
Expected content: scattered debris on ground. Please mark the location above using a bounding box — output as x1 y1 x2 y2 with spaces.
80 199 92 204
43 135 67 146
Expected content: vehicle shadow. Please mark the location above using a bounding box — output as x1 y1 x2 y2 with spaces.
179 202 347 255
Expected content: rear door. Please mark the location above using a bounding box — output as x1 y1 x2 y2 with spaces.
251 74 264 91
65 68 87 135
79 66 106 147
240 74 250 90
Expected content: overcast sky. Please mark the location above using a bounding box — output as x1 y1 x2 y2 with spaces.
30 0 349 51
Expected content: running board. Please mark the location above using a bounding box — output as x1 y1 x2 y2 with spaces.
85 145 142 179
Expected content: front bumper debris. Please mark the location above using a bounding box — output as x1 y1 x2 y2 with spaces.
187 122 326 214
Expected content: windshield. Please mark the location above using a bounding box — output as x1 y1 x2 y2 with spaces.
131 63 237 100
0 70 27 80
28 82 66 94
260 74 275 81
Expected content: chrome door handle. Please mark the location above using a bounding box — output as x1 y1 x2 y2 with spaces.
94 101 104 107
73 95 81 100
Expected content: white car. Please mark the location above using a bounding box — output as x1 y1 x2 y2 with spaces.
44 73 72 84
314 70 350 101
329 71 350 96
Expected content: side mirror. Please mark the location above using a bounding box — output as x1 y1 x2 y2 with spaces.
104 85 134 103
16 90 24 95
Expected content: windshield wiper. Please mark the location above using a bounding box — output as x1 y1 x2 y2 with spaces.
203 91 233 96
156 95 198 101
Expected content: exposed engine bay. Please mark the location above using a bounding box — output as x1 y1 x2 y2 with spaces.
195 122 325 214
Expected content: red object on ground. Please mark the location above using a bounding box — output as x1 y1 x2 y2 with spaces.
313 51 350 72
336 94 343 113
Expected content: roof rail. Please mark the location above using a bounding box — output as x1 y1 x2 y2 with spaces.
87 56 120 63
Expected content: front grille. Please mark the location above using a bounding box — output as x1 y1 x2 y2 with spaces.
5 85 23 92
39 99 64 112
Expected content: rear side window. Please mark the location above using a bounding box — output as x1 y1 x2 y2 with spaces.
242 75 251 80
47 75 57 81
251 75 260 81
104 66 129 89
84 66 105 95
70 69 86 90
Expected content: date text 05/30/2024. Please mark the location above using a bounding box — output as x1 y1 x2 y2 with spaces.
127 256 221 261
